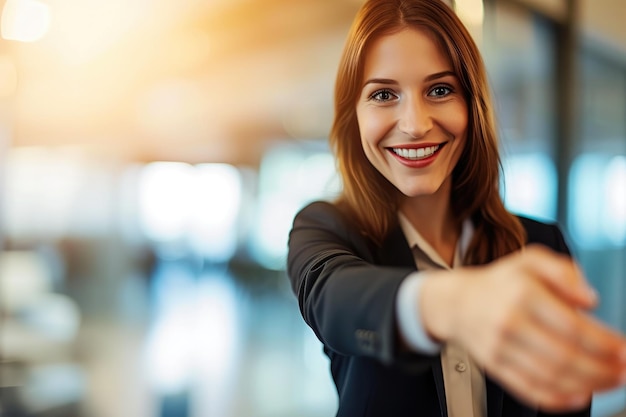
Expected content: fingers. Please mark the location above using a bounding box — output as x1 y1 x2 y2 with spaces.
486 353 592 412
508 302 626 392
518 245 597 309
443 246 626 412
530 290 626 364
482 281 626 411
578 314 626 361
517 245 626 371
462 248 626 412
486 318 613 412
488 352 593 412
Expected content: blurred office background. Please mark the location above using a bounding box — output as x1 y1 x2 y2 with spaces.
0 0 624 416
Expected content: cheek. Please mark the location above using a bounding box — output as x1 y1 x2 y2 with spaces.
448 133 468 175
357 115 384 170
444 106 468 163
457 115 468 136
448 103 468 136
357 107 392 144
452 135 467 160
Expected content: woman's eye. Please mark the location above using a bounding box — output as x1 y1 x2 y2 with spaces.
370 89 397 102
429 85 452 97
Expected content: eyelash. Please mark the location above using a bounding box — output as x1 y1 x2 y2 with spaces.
368 88 397 102
367 84 454 102
428 84 453 97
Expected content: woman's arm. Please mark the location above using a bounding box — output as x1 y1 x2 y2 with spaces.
287 201 435 369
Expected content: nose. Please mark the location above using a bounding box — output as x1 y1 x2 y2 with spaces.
397 98 433 139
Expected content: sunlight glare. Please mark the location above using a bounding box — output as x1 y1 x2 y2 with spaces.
455 0 484 26
1 0 51 42
603 155 626 245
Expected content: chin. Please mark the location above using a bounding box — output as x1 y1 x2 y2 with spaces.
394 176 449 197
399 185 440 198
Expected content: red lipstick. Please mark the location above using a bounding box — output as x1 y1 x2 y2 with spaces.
387 142 446 168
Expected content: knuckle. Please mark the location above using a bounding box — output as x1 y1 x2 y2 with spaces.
536 390 571 412
491 311 517 345
566 317 583 338
525 244 547 259
486 340 507 367
549 347 578 378
509 277 536 304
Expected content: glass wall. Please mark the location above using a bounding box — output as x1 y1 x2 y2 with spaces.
485 1 559 222
572 47 626 417
484 2 626 416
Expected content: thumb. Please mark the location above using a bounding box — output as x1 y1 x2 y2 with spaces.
518 244 597 309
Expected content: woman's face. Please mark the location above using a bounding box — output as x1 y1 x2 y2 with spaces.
356 27 468 199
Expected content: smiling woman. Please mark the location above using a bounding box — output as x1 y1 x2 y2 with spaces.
286 0 626 416
356 28 467 204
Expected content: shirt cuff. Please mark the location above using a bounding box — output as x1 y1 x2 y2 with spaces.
396 272 441 354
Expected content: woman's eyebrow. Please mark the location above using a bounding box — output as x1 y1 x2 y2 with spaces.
362 70 457 89
362 78 397 88
424 70 456 82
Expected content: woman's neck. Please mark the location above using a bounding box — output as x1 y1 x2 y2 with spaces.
399 180 459 266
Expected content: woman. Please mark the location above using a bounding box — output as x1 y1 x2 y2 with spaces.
287 0 626 416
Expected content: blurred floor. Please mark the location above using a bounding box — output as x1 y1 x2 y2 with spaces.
68 260 338 417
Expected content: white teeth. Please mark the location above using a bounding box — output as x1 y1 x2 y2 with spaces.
392 145 440 160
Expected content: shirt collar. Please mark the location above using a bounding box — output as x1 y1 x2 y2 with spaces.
398 212 474 269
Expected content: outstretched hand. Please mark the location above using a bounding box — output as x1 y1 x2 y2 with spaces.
420 245 626 412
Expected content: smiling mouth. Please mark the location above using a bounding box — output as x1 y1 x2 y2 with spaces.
389 143 447 161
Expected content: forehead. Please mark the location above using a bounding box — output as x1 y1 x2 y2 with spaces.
361 27 452 79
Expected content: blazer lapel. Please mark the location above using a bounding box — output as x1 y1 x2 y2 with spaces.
376 224 416 268
432 358 448 417
378 225 449 416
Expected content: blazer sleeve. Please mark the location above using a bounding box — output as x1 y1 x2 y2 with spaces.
287 201 435 369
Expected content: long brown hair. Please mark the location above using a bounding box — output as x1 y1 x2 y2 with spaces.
330 0 526 265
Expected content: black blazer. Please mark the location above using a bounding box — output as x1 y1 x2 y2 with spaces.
287 201 590 417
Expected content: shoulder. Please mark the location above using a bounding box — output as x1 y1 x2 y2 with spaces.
517 215 571 255
292 200 365 238
289 200 376 255
293 200 346 227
